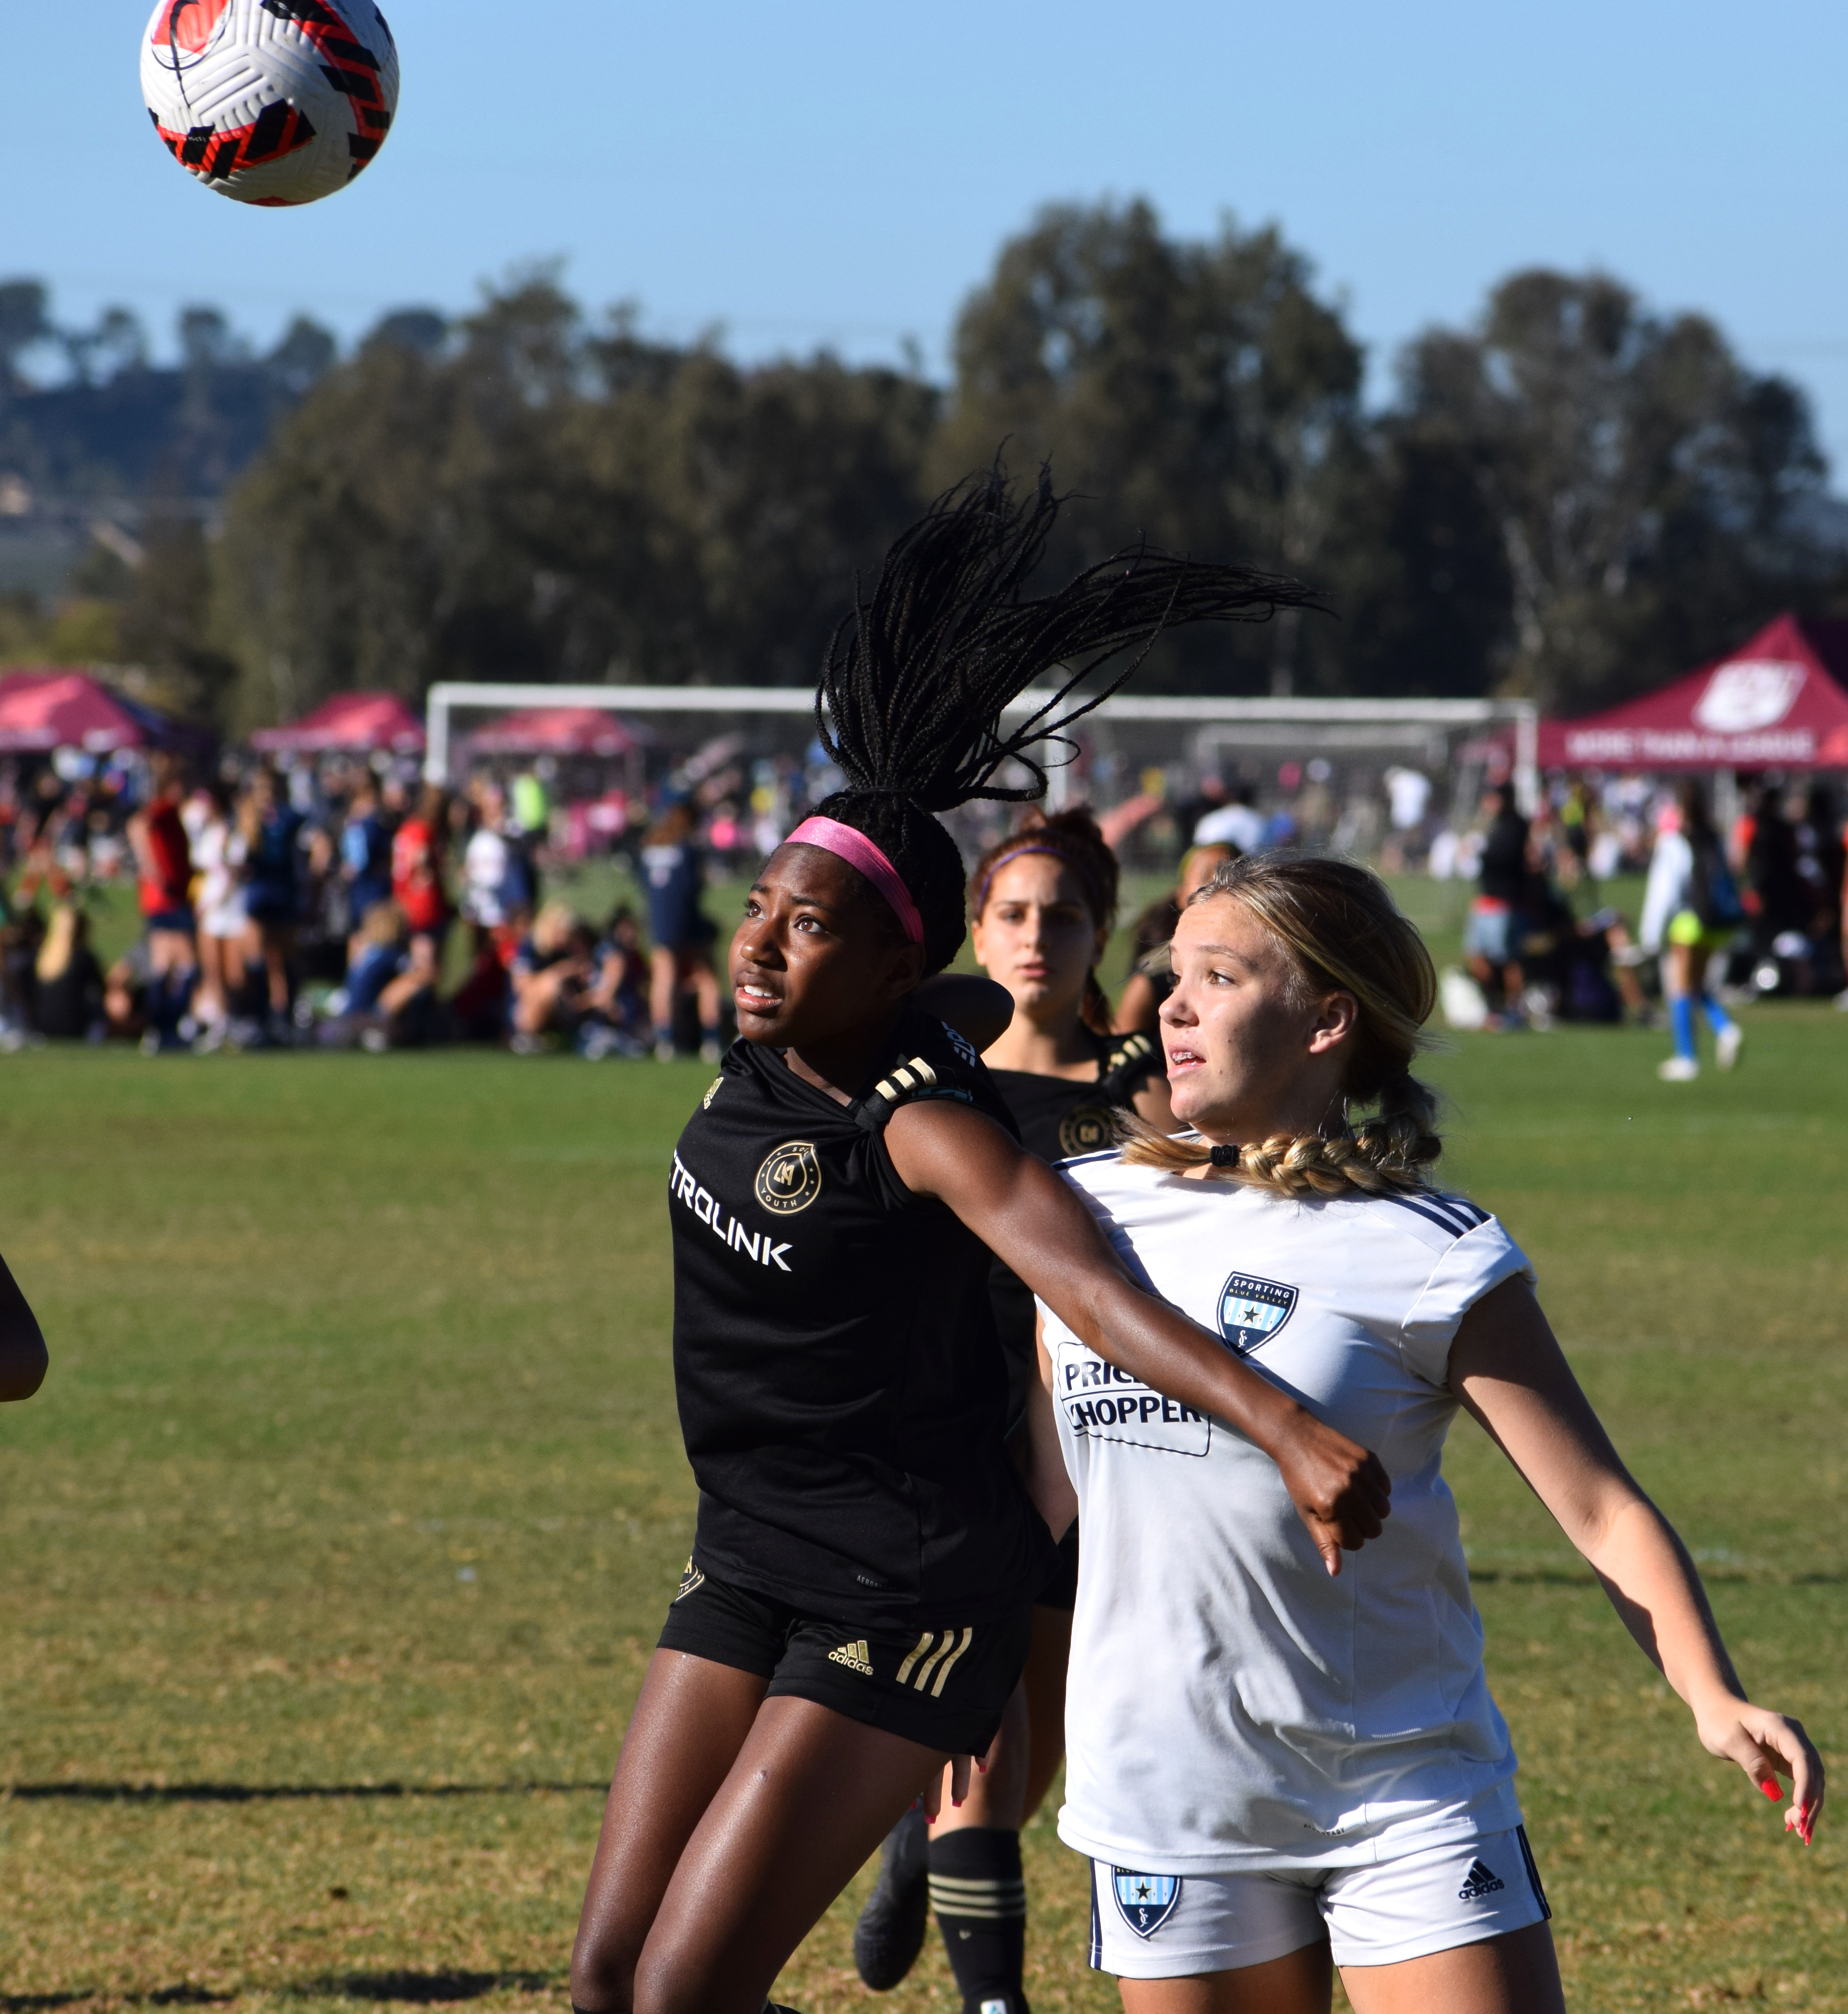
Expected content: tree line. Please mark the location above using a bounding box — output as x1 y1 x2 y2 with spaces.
4 200 1842 729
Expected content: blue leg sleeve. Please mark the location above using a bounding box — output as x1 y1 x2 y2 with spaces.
1670 994 1696 1060
1699 991 1734 1036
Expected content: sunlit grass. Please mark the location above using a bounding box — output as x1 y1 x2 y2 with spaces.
1 994 1843 2011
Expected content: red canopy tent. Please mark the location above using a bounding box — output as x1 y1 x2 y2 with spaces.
1539 614 1848 769
250 690 426 755
0 668 169 752
463 705 643 757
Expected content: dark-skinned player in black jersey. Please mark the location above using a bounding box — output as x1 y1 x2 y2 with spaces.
567 468 1391 2014
855 807 1171 2012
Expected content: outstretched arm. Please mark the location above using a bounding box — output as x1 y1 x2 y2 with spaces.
883 1101 1390 1573
1452 1274 1823 1843
0 1250 47 1402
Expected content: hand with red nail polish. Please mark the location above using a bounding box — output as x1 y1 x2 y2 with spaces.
1694 1697 1825 1846
920 1749 977 1824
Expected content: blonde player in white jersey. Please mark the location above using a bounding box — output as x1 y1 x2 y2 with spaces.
1022 853 1822 2014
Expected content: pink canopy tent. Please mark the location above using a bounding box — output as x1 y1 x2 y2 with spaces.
1539 614 1848 770
250 690 426 755
464 705 643 757
0 668 166 752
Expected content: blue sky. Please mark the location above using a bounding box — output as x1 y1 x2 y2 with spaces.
15 3 1848 470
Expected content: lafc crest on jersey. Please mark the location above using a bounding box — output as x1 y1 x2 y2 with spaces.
755 1140 822 1214
1112 1868 1181 1937
1058 1102 1118 1158
1217 1273 1297 1355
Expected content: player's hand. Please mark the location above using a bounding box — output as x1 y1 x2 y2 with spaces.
921 1725 1004 1823
1695 1697 1824 1845
1273 1410 1391 1576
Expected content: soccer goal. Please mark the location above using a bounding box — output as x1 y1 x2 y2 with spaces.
423 679 1540 819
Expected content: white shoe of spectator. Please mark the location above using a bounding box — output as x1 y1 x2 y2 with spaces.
1715 1024 1743 1070
1657 1055 1699 1082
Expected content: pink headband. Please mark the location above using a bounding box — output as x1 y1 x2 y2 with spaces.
972 843 1068 914
785 815 925 945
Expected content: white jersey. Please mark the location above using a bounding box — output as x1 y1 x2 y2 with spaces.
1040 1155 1534 1874
1639 829 1694 951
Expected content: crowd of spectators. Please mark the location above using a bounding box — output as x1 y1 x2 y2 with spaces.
5 742 1846 1056
1448 773 1848 1030
0 750 718 1058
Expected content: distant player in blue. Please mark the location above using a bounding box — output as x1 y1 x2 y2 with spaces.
641 801 723 1062
1641 779 1744 1082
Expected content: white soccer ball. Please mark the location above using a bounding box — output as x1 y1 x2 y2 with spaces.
141 0 399 208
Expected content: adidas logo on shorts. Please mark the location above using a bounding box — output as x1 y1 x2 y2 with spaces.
1458 1857 1505 1901
828 1638 875 1676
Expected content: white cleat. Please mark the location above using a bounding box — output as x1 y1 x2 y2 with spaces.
1715 1024 1743 1070
1657 1055 1699 1082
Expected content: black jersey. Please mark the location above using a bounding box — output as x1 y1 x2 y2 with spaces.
987 1030 1164 1166
669 1005 1052 1623
986 1030 1166 1416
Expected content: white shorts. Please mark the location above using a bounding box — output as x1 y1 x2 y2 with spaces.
1089 1825 1550 1977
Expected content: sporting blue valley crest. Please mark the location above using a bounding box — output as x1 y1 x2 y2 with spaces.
1112 1868 1181 1937
1217 1273 1297 1355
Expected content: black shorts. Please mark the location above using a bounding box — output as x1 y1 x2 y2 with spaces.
657 1561 1032 1755
1037 1523 1079 1611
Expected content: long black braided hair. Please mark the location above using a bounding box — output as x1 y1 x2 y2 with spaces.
807 464 1324 972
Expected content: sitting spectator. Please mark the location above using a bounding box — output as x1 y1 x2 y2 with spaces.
509 900 598 1053
341 778 395 928
343 900 412 1017
104 940 153 1043
30 904 106 1041
449 926 517 1045
0 890 39 1049
317 902 443 1051
578 904 651 1059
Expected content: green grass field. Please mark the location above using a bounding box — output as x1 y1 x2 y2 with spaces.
2 954 1845 2009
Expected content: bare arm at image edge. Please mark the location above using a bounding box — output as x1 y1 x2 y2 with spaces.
0 1251 48 1402
1452 1273 1824 1840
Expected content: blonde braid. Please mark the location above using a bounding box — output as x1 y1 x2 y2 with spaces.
1119 1082 1440 1201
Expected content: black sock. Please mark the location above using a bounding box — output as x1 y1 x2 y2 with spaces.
928 1826 1027 2014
